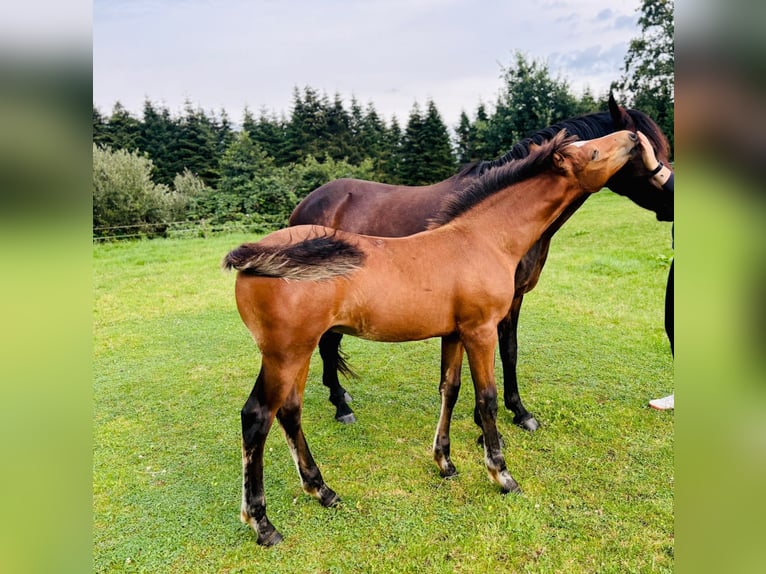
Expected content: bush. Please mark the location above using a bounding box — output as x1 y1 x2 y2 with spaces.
93 144 186 238
173 169 210 221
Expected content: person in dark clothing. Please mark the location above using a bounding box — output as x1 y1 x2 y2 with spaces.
636 130 674 411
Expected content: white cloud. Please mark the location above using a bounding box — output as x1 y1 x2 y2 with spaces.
93 0 642 125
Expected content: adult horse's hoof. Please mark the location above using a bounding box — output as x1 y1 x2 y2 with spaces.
513 413 539 433
335 412 356 424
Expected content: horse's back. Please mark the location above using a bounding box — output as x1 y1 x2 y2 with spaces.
289 177 460 237
289 178 390 230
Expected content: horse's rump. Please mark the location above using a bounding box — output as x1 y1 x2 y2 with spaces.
223 231 366 281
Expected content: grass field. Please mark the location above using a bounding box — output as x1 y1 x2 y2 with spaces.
93 190 674 573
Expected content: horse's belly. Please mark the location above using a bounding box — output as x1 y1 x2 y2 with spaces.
331 301 456 343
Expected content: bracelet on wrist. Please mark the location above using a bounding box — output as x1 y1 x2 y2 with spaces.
648 162 663 177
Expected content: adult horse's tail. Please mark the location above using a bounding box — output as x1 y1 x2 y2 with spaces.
223 234 366 281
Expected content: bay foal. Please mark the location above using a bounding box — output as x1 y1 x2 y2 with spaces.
223 130 638 545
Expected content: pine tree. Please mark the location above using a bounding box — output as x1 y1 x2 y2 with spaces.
455 110 473 165
384 116 403 183
242 107 257 135
325 93 353 162
399 102 425 185
285 86 329 163
347 96 366 165
93 105 111 148
139 99 176 185
168 101 221 188
215 109 235 158
243 107 288 166
420 99 456 182
106 101 142 151
398 100 456 185
359 102 387 174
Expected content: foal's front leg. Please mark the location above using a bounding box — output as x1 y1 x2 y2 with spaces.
464 325 521 494
277 384 340 509
433 333 464 478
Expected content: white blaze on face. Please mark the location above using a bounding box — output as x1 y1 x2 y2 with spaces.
567 140 588 148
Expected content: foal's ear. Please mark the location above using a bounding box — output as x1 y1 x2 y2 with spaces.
553 151 566 169
528 142 541 152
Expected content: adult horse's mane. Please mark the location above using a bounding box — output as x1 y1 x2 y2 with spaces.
223 232 366 281
429 130 577 228
461 106 668 179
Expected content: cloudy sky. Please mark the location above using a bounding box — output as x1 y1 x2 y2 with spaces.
93 0 643 127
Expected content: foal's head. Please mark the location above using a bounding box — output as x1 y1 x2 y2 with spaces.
556 130 640 193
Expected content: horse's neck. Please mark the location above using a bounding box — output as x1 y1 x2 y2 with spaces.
457 174 587 259
543 193 590 238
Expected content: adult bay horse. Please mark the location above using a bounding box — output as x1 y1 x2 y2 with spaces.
224 130 639 545
289 95 672 429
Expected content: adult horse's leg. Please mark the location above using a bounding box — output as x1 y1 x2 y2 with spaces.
318 331 355 424
277 366 340 509
433 333 464 478
464 325 521 494
497 295 540 432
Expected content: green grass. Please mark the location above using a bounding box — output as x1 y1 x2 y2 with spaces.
94 190 674 573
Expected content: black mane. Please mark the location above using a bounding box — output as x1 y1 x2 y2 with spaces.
429 130 577 228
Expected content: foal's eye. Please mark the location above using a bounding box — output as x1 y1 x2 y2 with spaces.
591 149 599 160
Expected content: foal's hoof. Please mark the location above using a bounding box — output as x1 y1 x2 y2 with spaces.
439 462 458 478
335 412 357 424
318 485 341 508
501 481 522 495
258 528 284 547
513 413 540 433
343 391 353 403
242 511 284 546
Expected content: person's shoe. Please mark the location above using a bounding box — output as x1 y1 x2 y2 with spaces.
649 394 674 410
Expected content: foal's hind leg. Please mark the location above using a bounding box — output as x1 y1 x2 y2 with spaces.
278 382 340 508
497 295 539 432
240 368 284 546
240 352 327 546
318 331 356 424
433 334 464 478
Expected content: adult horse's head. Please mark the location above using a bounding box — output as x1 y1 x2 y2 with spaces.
557 130 640 194
605 94 673 220
471 95 672 221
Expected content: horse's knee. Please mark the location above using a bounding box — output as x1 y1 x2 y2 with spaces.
475 387 499 418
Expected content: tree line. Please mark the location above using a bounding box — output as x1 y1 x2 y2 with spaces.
93 1 673 239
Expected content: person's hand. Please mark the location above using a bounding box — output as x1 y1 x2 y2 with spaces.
636 131 659 171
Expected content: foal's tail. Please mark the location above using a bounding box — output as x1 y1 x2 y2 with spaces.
223 233 366 281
